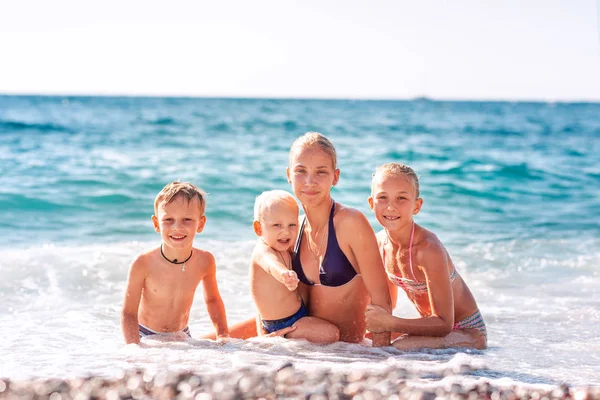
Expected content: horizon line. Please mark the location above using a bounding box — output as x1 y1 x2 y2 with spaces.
1 91 599 104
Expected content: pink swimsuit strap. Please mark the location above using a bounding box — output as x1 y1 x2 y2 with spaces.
408 221 416 281
384 223 457 294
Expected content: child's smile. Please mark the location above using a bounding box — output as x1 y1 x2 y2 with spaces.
258 202 299 252
369 174 422 231
152 196 206 251
169 234 187 241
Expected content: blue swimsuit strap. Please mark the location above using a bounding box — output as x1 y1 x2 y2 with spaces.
292 213 311 285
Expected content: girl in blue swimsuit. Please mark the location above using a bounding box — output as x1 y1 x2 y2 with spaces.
364 163 487 350
223 132 392 345
286 132 392 345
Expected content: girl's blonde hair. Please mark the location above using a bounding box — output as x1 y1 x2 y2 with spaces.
289 132 337 169
373 163 420 198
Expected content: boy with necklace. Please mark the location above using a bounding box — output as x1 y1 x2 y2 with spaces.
250 190 339 343
121 181 229 344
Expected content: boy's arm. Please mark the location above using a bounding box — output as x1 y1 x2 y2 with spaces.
121 256 146 344
202 253 229 339
342 210 392 347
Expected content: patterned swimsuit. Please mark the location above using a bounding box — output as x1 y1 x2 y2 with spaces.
382 223 486 336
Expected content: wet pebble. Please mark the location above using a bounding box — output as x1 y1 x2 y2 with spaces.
0 366 598 400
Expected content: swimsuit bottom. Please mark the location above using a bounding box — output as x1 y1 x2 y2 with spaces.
261 301 309 334
453 309 487 337
139 323 191 338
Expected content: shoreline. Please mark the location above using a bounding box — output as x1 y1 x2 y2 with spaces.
1 365 598 400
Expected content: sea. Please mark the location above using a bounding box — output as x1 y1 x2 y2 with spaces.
1 95 599 389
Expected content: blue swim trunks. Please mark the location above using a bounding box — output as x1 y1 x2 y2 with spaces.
138 323 191 338
261 301 309 334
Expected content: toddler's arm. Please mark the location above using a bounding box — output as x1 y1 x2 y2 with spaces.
202 254 229 339
258 249 299 291
121 257 145 344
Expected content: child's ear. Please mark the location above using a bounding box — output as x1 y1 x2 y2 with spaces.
151 215 160 232
286 167 291 184
413 198 423 215
197 215 207 233
253 220 262 236
368 196 374 210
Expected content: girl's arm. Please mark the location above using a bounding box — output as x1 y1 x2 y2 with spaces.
388 276 399 310
340 209 392 346
365 241 454 337
376 230 399 311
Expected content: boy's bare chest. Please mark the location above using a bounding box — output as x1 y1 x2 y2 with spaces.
145 266 202 294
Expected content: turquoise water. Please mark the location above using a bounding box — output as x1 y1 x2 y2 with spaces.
2 96 599 246
1 95 599 386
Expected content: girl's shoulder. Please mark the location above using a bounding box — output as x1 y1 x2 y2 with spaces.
333 202 374 239
414 225 447 259
333 202 368 224
333 201 360 216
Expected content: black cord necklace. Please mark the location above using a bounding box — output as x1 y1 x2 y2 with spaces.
160 244 193 272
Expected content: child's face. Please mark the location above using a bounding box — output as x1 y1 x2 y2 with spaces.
369 174 422 231
286 146 340 207
152 196 206 249
256 201 299 252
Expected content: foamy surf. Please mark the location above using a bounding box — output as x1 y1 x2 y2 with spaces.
1 240 599 387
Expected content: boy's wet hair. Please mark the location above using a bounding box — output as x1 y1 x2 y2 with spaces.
290 132 338 169
154 181 207 215
253 190 298 222
373 163 420 198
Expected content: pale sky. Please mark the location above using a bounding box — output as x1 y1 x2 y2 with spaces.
1 0 599 101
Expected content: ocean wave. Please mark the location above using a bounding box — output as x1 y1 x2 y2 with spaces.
497 163 544 180
239 118 301 133
0 193 80 211
433 182 511 201
144 117 181 126
462 125 524 136
428 159 491 175
54 178 114 188
0 120 74 134
209 122 231 132
84 193 136 205
282 120 298 131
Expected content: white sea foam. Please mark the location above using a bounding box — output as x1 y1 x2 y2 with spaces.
0 238 599 387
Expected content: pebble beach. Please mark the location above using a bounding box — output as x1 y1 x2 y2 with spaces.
2 365 598 400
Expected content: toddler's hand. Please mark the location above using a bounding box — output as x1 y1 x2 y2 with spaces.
282 270 299 291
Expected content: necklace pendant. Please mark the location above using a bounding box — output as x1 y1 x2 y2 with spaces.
181 263 186 272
